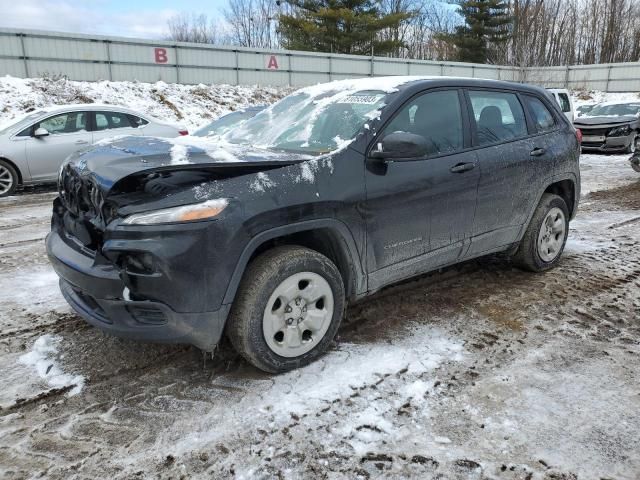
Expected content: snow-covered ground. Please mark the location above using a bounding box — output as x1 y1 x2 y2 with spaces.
0 80 639 479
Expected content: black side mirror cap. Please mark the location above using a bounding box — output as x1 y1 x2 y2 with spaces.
369 132 430 161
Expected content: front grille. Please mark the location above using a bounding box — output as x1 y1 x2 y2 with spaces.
59 164 104 221
70 287 111 324
578 127 610 136
59 164 109 249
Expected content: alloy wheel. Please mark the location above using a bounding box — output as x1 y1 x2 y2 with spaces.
0 165 14 196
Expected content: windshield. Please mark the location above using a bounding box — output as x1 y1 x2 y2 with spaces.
0 111 44 135
586 103 640 117
193 110 260 137
224 89 389 154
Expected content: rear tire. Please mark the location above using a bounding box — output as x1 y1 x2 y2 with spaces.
226 246 345 373
0 160 18 197
513 193 569 272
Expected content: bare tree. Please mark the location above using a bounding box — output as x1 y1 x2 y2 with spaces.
167 13 222 44
223 0 280 48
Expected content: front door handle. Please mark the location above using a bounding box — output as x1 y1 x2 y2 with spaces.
530 147 546 157
75 140 89 145
450 162 476 173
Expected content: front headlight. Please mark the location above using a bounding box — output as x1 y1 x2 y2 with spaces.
121 198 228 225
608 125 632 137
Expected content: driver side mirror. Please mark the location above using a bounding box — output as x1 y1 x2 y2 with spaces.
369 132 430 161
33 127 50 138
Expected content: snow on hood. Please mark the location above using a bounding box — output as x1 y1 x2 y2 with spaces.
68 135 313 195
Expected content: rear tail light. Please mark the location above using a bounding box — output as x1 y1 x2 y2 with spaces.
575 128 582 144
179 130 189 136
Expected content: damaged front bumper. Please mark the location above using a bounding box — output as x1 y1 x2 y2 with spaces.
46 204 231 351
581 132 635 153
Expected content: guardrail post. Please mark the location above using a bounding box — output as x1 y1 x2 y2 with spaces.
605 65 612 92
18 33 29 78
234 50 239 85
175 45 181 84
328 55 332 81
370 54 374 77
564 65 570 88
105 40 113 81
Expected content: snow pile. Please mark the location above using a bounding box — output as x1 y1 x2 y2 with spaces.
19 334 85 396
572 89 640 108
0 75 290 131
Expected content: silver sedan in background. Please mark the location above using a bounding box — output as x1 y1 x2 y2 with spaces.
0 105 187 197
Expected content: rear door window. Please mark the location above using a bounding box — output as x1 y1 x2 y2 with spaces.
523 95 557 133
94 111 134 131
382 89 463 156
468 90 528 146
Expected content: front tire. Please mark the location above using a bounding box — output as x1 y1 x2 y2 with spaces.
514 193 569 272
226 246 345 373
625 133 639 154
0 160 18 197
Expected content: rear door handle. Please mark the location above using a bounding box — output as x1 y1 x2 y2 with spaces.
530 147 546 157
450 162 476 173
75 140 89 145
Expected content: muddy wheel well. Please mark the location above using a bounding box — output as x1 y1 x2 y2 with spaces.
249 228 356 301
0 157 22 185
545 179 575 217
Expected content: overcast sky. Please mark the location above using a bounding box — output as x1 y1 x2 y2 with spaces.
0 0 227 38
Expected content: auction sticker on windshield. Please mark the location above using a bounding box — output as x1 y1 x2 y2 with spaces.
338 94 385 105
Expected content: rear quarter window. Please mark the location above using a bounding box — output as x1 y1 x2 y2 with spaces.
523 95 557 133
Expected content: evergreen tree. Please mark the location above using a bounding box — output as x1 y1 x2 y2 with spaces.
444 0 511 64
278 0 413 56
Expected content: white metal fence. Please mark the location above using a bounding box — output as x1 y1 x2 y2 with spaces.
1 28 639 92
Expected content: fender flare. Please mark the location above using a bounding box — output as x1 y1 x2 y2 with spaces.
517 172 579 241
222 218 366 305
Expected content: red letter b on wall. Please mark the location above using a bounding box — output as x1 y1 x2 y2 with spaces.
154 48 168 64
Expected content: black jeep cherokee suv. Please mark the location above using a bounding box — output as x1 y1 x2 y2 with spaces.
46 77 580 373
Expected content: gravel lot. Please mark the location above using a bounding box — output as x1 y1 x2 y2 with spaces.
0 153 639 480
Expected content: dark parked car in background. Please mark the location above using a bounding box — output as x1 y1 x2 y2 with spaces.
574 101 640 153
47 77 580 373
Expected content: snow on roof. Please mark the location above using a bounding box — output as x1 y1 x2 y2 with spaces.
38 103 143 113
295 76 464 96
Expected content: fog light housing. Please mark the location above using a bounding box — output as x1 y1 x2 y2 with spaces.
123 252 156 275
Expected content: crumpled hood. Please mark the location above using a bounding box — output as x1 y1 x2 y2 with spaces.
574 115 638 126
67 135 309 194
